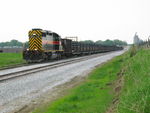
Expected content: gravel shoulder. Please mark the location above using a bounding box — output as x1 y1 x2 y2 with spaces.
14 72 90 113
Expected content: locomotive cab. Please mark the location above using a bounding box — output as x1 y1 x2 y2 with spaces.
42 31 62 51
42 31 63 59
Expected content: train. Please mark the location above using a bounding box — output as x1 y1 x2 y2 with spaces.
23 28 123 62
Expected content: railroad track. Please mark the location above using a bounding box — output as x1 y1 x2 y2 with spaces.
0 52 115 82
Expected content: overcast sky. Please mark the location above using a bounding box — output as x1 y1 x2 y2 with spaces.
0 0 149 43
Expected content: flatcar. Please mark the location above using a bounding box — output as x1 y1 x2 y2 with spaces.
23 28 123 62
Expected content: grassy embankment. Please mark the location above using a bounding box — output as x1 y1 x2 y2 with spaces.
33 48 150 113
116 48 150 113
0 53 25 68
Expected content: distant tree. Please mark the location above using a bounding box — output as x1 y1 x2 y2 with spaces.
23 41 29 49
10 39 23 47
95 40 103 44
95 39 127 46
0 39 23 47
102 39 115 46
80 40 94 44
113 39 127 46
0 42 5 47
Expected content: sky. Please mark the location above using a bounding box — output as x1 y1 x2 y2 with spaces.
0 0 150 44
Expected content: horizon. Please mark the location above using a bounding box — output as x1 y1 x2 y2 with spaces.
0 38 128 44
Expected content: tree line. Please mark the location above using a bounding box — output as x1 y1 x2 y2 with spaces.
80 39 127 46
0 40 23 48
0 39 127 48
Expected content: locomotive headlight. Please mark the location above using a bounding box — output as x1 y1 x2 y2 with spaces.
27 49 29 51
35 49 37 51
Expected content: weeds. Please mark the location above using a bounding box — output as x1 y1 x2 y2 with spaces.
117 49 150 113
130 45 137 57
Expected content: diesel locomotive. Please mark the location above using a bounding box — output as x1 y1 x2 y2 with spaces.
23 28 123 62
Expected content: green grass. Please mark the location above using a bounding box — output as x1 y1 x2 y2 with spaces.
33 53 125 113
0 53 25 68
117 49 150 113
33 48 150 113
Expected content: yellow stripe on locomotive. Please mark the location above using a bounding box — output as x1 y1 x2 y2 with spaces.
28 29 42 51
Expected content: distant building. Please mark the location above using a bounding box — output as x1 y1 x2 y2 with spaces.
133 32 143 45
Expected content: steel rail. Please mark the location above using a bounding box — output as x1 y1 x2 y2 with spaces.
0 51 114 82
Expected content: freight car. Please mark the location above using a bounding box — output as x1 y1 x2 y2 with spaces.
23 28 123 62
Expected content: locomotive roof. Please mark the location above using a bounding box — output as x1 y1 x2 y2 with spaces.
42 30 60 37
31 28 61 37
32 28 42 30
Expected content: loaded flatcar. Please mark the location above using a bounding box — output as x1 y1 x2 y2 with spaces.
23 28 123 62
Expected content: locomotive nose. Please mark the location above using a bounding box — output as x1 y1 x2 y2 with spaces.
28 30 42 51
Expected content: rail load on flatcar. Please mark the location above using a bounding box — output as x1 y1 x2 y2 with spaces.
23 28 123 62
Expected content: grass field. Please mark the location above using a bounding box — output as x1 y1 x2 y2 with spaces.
0 53 25 68
32 48 150 113
116 48 150 113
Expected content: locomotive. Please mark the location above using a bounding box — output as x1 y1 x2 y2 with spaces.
23 28 123 62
